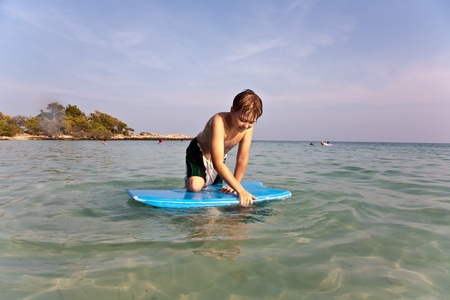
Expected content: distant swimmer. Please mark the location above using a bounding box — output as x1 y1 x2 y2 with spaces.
321 141 333 146
102 140 107 145
158 140 164 144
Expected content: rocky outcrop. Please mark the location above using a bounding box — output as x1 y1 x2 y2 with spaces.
1 133 193 141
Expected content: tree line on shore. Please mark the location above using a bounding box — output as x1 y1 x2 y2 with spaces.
0 102 134 138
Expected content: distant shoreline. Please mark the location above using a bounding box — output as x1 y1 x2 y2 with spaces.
0 133 193 141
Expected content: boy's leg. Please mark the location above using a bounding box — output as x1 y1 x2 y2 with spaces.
186 138 207 192
186 176 205 192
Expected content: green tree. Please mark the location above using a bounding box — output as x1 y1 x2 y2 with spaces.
1 102 135 138
0 112 19 136
88 122 113 139
62 104 88 137
65 104 84 118
72 117 91 137
89 110 134 136
24 117 41 135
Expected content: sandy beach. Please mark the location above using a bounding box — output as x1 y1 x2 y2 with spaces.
0 133 193 141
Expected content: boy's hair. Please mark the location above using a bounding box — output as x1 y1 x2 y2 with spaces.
232 89 263 120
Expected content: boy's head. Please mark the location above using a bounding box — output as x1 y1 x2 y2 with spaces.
232 89 263 121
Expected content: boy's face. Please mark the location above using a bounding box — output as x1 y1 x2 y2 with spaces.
231 109 257 132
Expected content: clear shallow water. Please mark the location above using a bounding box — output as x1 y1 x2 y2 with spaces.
1 140 449 299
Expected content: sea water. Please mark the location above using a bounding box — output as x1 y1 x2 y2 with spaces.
0 140 449 299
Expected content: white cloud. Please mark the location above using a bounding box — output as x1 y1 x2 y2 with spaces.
223 39 282 63
4 4 104 46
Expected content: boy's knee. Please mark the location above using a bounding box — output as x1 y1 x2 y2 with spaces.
187 177 205 192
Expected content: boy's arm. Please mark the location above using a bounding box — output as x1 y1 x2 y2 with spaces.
209 116 256 205
233 127 252 182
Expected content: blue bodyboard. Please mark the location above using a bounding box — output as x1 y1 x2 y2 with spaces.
127 181 291 208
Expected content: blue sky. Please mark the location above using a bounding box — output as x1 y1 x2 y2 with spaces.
1 0 449 142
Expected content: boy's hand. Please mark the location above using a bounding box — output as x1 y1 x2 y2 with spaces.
221 185 236 194
238 190 257 206
220 186 256 205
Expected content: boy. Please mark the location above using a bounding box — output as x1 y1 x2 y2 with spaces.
185 89 263 206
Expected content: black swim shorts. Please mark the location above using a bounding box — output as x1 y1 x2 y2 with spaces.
185 138 223 185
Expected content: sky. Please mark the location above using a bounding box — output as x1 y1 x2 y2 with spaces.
1 0 450 143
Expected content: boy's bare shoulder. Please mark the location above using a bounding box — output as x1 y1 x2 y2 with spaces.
197 112 227 140
213 112 229 121
207 112 229 127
